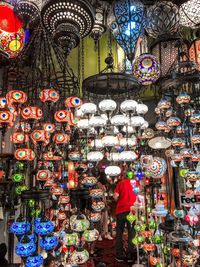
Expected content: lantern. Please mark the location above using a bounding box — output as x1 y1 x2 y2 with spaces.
147 157 167 178
61 232 79 246
92 201 105 212
21 106 43 120
133 53 160 85
6 90 27 105
50 184 64 195
68 161 76 189
15 122 31 133
71 215 90 232
107 0 145 62
70 248 89 265
82 176 97 187
146 1 179 39
90 189 104 199
0 110 15 125
16 239 36 258
0 2 25 59
53 133 70 145
10 221 31 235
11 132 29 144
180 0 200 29
105 166 121 177
25 255 44 267
15 148 35 161
30 129 50 146
0 97 7 109
39 89 60 103
40 235 59 251
90 212 101 223
65 96 82 108
34 218 54 236
83 229 99 242
42 123 55 133
43 151 62 161
54 110 69 123
36 170 52 181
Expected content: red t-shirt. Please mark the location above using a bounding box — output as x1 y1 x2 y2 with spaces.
114 179 136 215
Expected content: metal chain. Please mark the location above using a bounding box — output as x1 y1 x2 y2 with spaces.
78 44 81 84
97 40 101 73
81 39 85 82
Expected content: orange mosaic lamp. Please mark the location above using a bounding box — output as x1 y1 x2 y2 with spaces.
0 2 25 59
6 90 27 105
14 148 35 161
30 129 51 146
21 106 43 120
39 89 60 103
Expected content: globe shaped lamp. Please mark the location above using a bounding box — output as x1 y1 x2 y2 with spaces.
136 103 148 115
133 54 160 85
87 151 104 162
82 228 99 242
130 116 145 127
40 235 59 251
70 247 89 265
71 214 90 232
10 219 31 236
180 0 200 29
15 236 36 258
102 135 119 147
148 136 172 149
120 99 138 113
34 218 54 236
62 232 79 247
77 119 89 130
119 151 137 162
99 99 117 113
89 115 106 128
81 103 97 115
111 114 128 127
25 254 44 267
105 166 121 177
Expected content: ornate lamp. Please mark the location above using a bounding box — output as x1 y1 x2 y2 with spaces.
180 0 200 29
146 1 180 39
91 3 107 42
41 0 95 53
0 2 25 59
107 0 145 61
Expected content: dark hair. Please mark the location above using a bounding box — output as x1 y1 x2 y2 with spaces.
43 255 55 266
98 172 107 185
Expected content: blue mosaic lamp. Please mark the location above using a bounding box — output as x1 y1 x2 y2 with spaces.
25 254 44 267
10 220 31 236
34 217 54 236
15 236 36 258
108 0 146 62
40 235 59 251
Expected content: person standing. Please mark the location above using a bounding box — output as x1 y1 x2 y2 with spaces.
113 176 136 263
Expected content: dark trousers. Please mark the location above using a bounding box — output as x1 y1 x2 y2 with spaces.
116 211 135 258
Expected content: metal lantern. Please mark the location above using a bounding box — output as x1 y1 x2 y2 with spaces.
189 39 200 70
180 0 200 29
133 53 160 85
146 1 180 39
107 0 145 61
41 0 95 53
91 4 107 42
0 2 25 59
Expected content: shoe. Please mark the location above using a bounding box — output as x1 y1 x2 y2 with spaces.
104 233 114 240
115 257 126 263
98 235 103 241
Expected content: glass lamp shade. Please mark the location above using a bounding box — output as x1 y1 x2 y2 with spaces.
133 54 160 85
16 239 36 257
6 90 27 105
120 99 138 113
180 0 200 29
191 134 200 144
130 116 145 127
105 166 121 177
119 137 137 147
166 116 181 127
148 136 172 149
68 151 81 161
111 114 128 126
81 103 97 115
10 221 31 235
71 216 90 233
15 122 31 133
71 248 89 265
77 119 89 130
108 152 120 162
30 130 50 146
102 135 119 147
90 212 101 223
147 157 167 178
99 99 117 112
90 188 104 198
171 137 186 148
54 109 70 123
82 176 97 187
11 173 24 183
92 201 105 212
0 2 25 59
87 151 104 162
40 235 59 251
190 113 200 124
176 92 191 105
141 120 149 129
122 125 135 133
62 232 79 246
21 106 42 120
65 96 83 108
0 110 15 125
119 151 137 162
136 103 148 115
89 115 106 128
107 0 145 62
25 255 44 267
83 228 99 242
39 89 60 103
14 148 35 161
53 133 70 145
146 1 180 39
11 132 29 144
90 139 103 148
36 170 52 181
34 219 54 236
42 123 55 133
180 148 193 158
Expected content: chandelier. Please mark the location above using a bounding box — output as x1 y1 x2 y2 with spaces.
107 0 146 62
41 0 95 53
